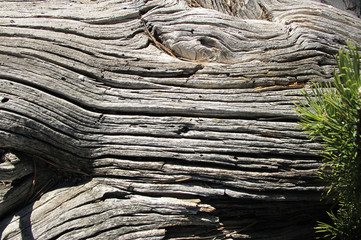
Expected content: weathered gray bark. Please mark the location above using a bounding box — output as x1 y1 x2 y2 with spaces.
0 0 360 239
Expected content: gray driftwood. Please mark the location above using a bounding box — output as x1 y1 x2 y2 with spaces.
0 0 360 239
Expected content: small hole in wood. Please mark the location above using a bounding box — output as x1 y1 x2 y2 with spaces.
1 97 9 103
200 37 216 48
176 125 190 135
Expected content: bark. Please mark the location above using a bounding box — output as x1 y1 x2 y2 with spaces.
0 0 360 239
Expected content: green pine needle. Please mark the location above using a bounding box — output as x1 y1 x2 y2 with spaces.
295 41 361 240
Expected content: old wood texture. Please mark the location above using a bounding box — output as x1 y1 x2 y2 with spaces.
0 0 360 239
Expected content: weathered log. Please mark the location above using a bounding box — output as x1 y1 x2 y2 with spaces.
0 0 360 239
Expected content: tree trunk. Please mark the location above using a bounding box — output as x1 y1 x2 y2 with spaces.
0 0 360 239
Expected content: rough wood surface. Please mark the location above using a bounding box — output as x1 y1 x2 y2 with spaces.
0 0 360 239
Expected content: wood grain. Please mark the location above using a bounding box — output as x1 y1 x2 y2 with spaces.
0 0 360 239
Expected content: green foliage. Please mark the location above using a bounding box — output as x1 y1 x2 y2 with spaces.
295 41 361 239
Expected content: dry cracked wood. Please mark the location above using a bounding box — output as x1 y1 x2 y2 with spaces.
0 0 360 239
